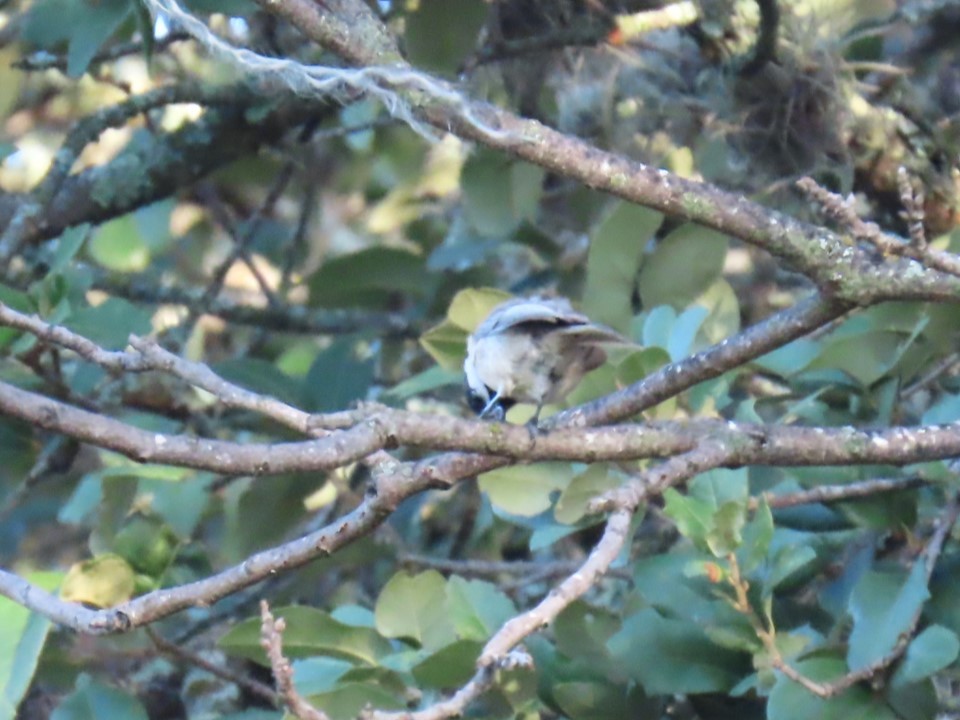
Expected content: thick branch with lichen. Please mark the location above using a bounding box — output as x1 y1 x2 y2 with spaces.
237 0 960 305
0 301 949 637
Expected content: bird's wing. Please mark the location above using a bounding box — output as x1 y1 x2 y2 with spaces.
475 296 587 336
556 322 627 345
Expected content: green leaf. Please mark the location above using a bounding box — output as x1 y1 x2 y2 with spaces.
132 0 154 63
404 0 489 74
88 215 150 272
0 417 36 481
302 340 375 413
427 231 501 271
689 467 749 506
809 331 921 386
367 183 429 233
411 639 482 689
68 0 130 77
769 544 818 591
706 501 746 556
891 625 960 688
633 553 711 619
615 347 674 418
462 150 544 237
667 305 709 361
554 601 621 664
740 498 774 576
607 608 743 694
616 347 670 386
694 278 741 344
554 465 621 525
446 287 513 331
302 683 405 720
584 203 662 333
58 475 103 526
49 225 91 276
754 339 821 377
133 200 175 253
220 607 392 666
0 284 33 315
64 298 152 350
51 675 148 720
374 571 456 651
289 657 352 695
0 572 59 720
111 515 180 578
529 519 587 551
641 305 676 348
419 320 467 371
479 463 576 517
768 655 897 720
563 362 618 409
137 473 211 539
639 224 728 310
60 554 136 608
553 681 637 720
663 489 715 549
383 366 461 401
847 563 930 671
885 674 939 720
445 576 516 641
923 393 960 425
702 618 764 654
308 248 430 308
23 0 131 78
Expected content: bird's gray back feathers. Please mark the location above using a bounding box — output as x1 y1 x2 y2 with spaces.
474 296 624 346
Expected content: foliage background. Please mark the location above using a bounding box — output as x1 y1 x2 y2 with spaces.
1 0 960 718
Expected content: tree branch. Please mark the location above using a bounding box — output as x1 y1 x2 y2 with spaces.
0 91 331 247
553 294 849 427
6 369 960 476
0 83 245 261
245 0 960 305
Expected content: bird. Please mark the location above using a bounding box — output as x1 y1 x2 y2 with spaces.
463 295 626 424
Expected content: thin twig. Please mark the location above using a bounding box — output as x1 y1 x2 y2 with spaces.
87 272 418 337
148 626 279 706
12 31 193 72
898 166 927 250
363 649 533 720
399 553 632 583
901 352 960 398
370 511 634 720
260 602 329 720
191 173 293 320
764 493 960 698
798 175 960 279
754 476 927 510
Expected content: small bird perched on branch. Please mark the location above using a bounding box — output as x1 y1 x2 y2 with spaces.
464 295 626 424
